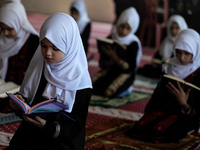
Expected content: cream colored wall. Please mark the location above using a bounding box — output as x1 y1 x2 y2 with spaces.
21 0 116 23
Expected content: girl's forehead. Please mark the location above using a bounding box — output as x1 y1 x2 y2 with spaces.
176 49 192 54
120 22 131 28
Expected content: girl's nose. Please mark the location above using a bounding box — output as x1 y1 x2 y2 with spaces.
4 30 9 36
45 48 51 56
180 54 186 61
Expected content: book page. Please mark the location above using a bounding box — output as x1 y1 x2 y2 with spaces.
0 82 20 98
185 82 200 91
97 37 114 44
163 74 185 83
29 99 66 114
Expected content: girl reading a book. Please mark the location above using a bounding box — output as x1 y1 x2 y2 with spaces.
0 2 39 85
0 2 39 112
127 29 200 143
70 0 91 55
92 7 142 98
6 13 92 150
137 14 188 78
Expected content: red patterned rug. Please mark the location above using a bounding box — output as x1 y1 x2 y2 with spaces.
85 118 200 150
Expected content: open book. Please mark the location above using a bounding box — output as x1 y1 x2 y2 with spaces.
0 79 20 98
161 74 200 91
6 93 68 115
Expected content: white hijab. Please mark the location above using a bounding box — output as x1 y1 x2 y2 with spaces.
159 15 188 59
70 0 90 34
1 0 21 4
163 29 200 79
19 13 92 113
0 2 38 80
111 7 142 70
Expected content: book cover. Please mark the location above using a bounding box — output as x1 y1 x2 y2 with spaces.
160 74 200 91
96 37 127 63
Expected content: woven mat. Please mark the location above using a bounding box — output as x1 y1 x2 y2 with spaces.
0 113 21 125
85 118 200 150
90 90 151 108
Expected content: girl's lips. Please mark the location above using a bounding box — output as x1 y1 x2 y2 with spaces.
45 57 53 62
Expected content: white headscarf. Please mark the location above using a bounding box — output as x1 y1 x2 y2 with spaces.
159 15 188 59
19 13 92 113
163 28 200 79
0 2 38 80
111 7 142 70
70 0 90 34
1 0 21 4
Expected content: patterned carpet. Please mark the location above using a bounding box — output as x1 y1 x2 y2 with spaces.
85 118 200 150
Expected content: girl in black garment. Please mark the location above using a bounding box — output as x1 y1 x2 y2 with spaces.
6 13 92 150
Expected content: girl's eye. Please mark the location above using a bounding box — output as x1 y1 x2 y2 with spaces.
41 44 47 48
53 47 59 51
8 28 13 31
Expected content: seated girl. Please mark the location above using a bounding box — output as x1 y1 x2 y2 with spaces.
127 29 200 143
0 2 39 85
137 14 188 79
92 7 142 98
6 13 92 150
70 0 91 55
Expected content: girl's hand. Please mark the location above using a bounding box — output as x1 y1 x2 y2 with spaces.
23 114 46 128
9 94 25 111
166 82 191 109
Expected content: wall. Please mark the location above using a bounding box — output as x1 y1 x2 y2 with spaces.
20 0 116 23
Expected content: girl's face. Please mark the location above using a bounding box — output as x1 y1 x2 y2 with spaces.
170 22 181 37
0 22 16 38
176 49 193 65
117 22 132 37
41 38 65 65
70 8 80 21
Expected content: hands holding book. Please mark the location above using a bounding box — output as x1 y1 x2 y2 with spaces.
9 94 47 128
9 94 24 111
166 82 191 110
23 114 46 128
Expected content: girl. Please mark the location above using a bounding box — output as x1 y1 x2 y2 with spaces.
156 14 188 60
0 2 39 85
6 13 92 150
137 14 188 78
92 7 142 98
70 0 91 55
128 29 200 143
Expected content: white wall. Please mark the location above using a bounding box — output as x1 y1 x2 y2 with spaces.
20 0 116 23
